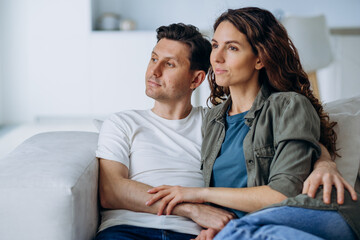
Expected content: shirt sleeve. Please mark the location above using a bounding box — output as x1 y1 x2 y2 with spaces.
95 114 131 168
268 94 321 197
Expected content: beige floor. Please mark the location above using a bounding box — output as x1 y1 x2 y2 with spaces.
0 121 97 159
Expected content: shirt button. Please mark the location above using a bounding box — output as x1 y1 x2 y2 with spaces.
249 160 254 164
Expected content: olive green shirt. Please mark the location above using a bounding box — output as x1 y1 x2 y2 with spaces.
201 84 360 238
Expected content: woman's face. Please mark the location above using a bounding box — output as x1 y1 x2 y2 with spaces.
210 21 263 89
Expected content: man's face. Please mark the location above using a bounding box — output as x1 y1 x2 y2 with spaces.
145 38 195 102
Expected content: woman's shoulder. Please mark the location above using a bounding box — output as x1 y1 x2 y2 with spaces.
267 91 313 108
204 102 227 121
265 92 319 125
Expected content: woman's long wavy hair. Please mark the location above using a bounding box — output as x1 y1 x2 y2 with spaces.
208 7 338 157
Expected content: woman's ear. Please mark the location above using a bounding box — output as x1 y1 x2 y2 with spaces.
190 70 206 90
255 58 264 70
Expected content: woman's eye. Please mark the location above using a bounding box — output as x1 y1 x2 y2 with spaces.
229 46 238 51
151 58 158 62
212 44 218 49
167 62 174 67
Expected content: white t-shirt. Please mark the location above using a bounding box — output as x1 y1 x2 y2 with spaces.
96 107 206 235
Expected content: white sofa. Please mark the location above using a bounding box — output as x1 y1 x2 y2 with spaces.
0 132 99 240
0 95 359 240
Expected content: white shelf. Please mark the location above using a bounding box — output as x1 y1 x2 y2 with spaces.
90 0 224 31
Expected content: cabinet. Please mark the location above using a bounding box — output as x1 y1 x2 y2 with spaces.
90 0 221 32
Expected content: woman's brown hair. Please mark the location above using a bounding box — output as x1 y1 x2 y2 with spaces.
208 7 337 157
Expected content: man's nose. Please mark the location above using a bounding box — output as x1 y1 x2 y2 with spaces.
151 62 162 77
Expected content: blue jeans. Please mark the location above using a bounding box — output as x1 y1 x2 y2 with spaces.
95 225 197 240
214 206 356 240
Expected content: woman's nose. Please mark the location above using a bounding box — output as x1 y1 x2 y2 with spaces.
211 48 225 64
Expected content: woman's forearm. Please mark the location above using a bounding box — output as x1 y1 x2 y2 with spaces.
201 185 287 213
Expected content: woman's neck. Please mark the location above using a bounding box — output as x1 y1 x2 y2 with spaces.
228 82 261 116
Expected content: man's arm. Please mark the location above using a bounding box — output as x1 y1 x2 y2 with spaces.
303 143 357 204
99 158 159 212
99 158 234 229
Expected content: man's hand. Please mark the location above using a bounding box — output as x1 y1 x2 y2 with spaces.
185 203 235 230
302 144 357 204
191 228 219 240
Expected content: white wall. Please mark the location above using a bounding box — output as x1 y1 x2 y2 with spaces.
1 0 360 123
1 0 155 124
0 1 3 124
318 35 360 103
93 0 360 31
25 0 91 121
88 32 156 115
1 0 30 123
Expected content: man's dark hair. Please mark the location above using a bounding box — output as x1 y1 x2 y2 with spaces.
156 23 211 73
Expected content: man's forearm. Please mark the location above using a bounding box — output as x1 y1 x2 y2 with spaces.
100 176 193 217
99 159 235 227
99 159 195 218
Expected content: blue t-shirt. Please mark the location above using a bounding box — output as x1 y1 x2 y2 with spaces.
210 110 249 218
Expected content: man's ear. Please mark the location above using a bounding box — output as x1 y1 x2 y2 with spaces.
190 70 206 90
255 58 264 70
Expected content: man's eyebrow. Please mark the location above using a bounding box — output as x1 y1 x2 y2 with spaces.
151 51 180 62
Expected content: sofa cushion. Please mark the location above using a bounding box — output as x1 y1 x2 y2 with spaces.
324 95 360 188
0 131 99 240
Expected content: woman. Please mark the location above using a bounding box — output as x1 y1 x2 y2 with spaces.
146 8 359 239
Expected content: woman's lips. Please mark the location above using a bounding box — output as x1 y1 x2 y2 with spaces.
214 68 227 75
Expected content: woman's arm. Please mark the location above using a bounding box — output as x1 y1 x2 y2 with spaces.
147 185 286 215
147 95 320 215
303 144 357 204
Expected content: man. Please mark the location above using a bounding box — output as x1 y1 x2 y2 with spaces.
95 23 234 240
95 23 356 240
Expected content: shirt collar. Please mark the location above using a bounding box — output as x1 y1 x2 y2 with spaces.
214 84 273 125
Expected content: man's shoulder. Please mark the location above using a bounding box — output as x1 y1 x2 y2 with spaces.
99 109 150 131
108 109 149 122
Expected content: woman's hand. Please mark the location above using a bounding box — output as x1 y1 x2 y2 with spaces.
302 161 357 204
146 185 205 215
303 144 357 204
191 228 219 240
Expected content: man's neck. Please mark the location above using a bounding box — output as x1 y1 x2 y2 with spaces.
151 100 193 120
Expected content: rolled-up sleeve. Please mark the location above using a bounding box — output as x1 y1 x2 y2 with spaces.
268 94 321 197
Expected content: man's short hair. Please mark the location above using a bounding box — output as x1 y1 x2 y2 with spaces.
156 23 211 73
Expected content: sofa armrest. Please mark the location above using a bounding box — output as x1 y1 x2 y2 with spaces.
0 131 99 240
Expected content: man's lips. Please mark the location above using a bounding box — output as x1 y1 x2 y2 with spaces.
147 79 161 87
214 68 228 75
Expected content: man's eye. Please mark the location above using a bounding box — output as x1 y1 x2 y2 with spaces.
212 44 218 49
167 62 174 67
151 58 158 62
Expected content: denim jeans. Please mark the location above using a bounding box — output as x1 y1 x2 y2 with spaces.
214 206 356 240
95 225 197 240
